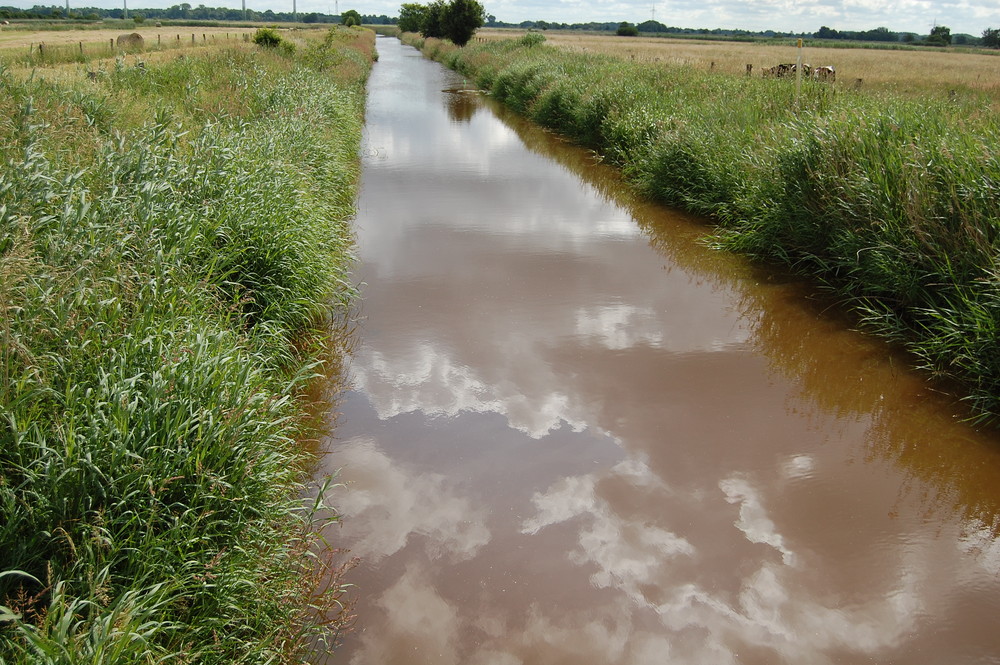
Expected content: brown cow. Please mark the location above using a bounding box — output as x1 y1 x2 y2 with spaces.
813 65 836 82
763 63 810 78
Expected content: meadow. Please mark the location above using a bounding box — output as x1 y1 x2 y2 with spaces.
477 29 1000 100
0 25 272 66
411 31 1000 425
1 26 372 663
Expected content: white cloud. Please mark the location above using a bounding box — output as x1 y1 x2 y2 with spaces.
330 437 491 561
352 341 586 438
347 563 464 665
720 474 797 566
515 458 939 663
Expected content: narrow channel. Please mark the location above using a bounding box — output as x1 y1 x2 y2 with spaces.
318 35 1000 664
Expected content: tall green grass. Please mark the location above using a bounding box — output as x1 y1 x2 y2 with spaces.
1 28 371 663
411 33 1000 425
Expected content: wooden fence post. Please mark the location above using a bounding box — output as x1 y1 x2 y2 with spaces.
794 38 803 107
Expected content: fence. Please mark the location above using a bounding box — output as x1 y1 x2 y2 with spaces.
8 31 254 66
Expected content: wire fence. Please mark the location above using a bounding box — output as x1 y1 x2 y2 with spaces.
3 31 253 66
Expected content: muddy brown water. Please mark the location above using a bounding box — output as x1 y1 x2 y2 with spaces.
316 36 1000 665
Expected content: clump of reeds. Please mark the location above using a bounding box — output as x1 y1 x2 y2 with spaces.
410 33 1000 424
1 27 371 663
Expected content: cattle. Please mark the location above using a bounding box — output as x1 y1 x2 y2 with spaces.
762 63 810 78
813 65 836 82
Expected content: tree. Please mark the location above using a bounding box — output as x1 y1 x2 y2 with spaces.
441 0 484 45
983 27 1000 48
341 8 362 25
421 0 446 38
398 2 426 32
815 25 841 39
411 0 482 45
927 24 951 45
637 19 667 33
616 21 639 36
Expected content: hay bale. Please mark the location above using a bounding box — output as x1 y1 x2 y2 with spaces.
116 32 144 51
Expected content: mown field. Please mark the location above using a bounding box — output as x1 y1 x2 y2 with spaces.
1 26 372 664
411 31 1000 425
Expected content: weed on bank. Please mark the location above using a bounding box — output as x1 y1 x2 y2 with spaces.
411 33 1000 425
0 28 372 663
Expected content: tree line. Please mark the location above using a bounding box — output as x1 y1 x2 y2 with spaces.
0 3 396 24
1 3 997 49
505 19 992 47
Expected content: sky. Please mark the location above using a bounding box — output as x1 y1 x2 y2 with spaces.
12 0 1000 36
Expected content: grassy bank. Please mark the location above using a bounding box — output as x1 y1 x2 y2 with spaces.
1 27 373 663
408 32 1000 425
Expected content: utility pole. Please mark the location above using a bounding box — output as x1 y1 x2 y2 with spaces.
293 0 297 22
242 0 246 21
123 0 128 19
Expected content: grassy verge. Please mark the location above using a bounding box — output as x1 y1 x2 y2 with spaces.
1 26 373 663
407 32 1000 425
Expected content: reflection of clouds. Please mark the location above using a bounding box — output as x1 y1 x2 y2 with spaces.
331 438 490 562
351 567 677 665
515 598 634 662
781 454 815 480
727 557 923 658
574 304 664 350
522 459 695 599
958 518 1000 575
720 474 797 566
515 458 930 663
349 564 462 665
352 342 586 439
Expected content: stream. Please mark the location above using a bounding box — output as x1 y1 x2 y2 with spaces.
316 35 1000 665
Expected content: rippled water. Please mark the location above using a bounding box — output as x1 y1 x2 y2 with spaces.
316 36 1000 665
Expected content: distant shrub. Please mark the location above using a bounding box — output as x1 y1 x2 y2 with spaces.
617 22 639 36
518 31 545 47
253 27 283 48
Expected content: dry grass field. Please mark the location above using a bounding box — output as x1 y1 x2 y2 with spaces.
0 25 312 71
0 25 260 67
0 25 259 49
477 28 1000 98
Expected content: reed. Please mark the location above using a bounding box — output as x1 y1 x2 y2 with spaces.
410 33 1000 424
1 27 371 663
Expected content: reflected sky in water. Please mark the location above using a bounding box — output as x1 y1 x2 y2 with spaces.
318 36 1000 665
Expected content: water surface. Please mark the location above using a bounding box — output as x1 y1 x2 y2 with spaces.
318 36 1000 665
